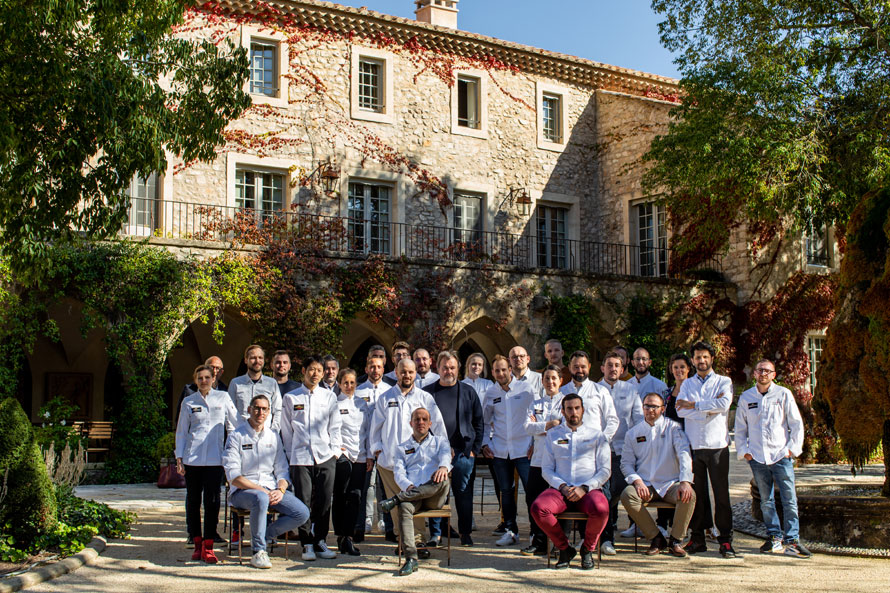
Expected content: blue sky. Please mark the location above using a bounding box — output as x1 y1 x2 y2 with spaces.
334 0 680 78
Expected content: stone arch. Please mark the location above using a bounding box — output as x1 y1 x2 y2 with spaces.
451 316 519 371
342 313 399 370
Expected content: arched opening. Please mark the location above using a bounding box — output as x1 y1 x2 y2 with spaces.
452 316 519 372
347 337 389 375
342 314 399 372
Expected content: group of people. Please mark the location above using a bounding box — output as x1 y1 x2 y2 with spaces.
173 338 811 574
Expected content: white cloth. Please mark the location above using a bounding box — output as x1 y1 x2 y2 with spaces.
279 385 342 465
560 379 619 441
510 369 542 398
174 389 239 465
415 371 440 388
735 383 804 464
630 373 668 401
621 416 694 497
483 382 534 459
597 379 644 456
676 371 732 449
541 423 611 491
337 394 371 462
228 374 282 430
524 393 564 467
462 377 493 403
223 422 290 494
355 379 389 407
369 385 446 470
393 433 452 492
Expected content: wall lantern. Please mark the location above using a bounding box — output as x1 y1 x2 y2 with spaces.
507 186 532 216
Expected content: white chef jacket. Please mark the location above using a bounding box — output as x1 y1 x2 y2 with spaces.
228 374 282 430
597 379 644 456
223 422 290 495
511 369 542 398
524 392 564 467
355 379 390 407
630 373 668 401
280 385 342 465
483 382 534 459
676 371 732 449
621 415 694 497
541 423 611 491
175 389 239 466
337 393 371 462
369 385 446 470
462 377 493 403
735 383 804 464
416 371 440 388
560 379 619 442
393 433 452 492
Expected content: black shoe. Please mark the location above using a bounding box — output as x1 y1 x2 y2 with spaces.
491 522 507 536
460 534 473 547
339 536 361 556
213 532 226 543
555 546 577 569
719 543 738 558
684 540 707 554
425 537 439 548
520 543 546 556
352 531 365 544
580 548 595 570
385 530 398 543
417 548 431 559
380 496 400 513
448 526 460 539
185 536 194 546
398 558 418 576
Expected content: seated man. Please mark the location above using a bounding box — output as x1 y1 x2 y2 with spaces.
223 394 310 569
620 392 696 557
530 393 611 570
380 407 452 576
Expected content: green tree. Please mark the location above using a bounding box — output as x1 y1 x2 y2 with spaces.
0 0 250 280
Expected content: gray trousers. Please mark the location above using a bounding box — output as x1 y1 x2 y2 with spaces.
620 481 696 541
396 478 451 560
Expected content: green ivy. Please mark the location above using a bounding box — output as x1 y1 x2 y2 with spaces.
547 293 600 359
623 294 672 382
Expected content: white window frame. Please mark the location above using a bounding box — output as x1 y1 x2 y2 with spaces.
807 334 826 396
346 179 394 255
226 153 294 215
532 191 580 270
630 198 669 278
450 69 488 139
125 172 159 237
350 46 394 124
536 82 570 151
239 26 290 108
804 220 831 268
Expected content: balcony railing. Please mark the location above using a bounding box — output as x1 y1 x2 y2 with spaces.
122 198 723 279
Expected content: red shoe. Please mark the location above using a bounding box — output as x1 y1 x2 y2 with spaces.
201 538 219 564
191 537 203 561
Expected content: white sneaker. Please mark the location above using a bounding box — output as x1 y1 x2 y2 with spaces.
495 530 518 546
376 519 385 533
600 541 617 555
250 550 272 569
302 544 316 561
365 518 373 534
314 541 337 559
620 525 642 538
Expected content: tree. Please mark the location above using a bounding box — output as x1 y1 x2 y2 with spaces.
0 0 251 280
645 1 890 490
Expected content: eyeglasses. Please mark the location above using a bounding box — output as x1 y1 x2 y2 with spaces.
642 404 663 410
252 407 270 413
754 369 775 375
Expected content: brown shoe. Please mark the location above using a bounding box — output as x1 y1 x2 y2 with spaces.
645 533 667 555
668 537 687 557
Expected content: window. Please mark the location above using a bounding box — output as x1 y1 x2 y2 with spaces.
358 58 383 112
636 201 668 277
457 76 480 129
808 336 825 395
805 220 829 266
235 169 285 220
249 42 278 97
453 192 483 247
536 205 568 268
348 181 391 254
542 94 562 143
126 172 158 235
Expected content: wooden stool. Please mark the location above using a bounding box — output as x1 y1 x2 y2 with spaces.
397 504 453 567
545 511 602 568
633 501 676 552
228 507 289 564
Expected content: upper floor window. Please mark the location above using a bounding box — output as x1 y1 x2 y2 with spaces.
358 58 383 112
348 181 391 255
542 93 562 143
235 169 284 219
457 76 481 129
536 205 568 269
808 336 825 395
453 192 484 249
351 48 394 124
536 82 569 151
635 201 668 277
805 220 829 266
126 172 158 235
250 41 278 97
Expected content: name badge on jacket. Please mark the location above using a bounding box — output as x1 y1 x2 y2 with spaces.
636 436 647 443
242 443 253 450
387 401 399 408
294 404 305 411
493 397 502 404
534 407 543 415
340 409 350 415
191 406 203 413
557 438 569 445
404 447 416 455
748 402 759 409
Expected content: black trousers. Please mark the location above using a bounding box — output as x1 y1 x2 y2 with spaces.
290 457 337 546
332 456 366 538
690 446 733 544
526 465 550 545
184 465 224 540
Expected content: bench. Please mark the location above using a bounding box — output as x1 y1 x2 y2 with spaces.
397 504 452 567
83 421 114 462
545 511 602 568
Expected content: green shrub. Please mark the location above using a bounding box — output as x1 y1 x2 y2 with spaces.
56 488 135 539
153 432 177 463
33 397 87 452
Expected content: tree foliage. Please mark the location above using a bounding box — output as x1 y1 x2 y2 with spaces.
0 0 250 279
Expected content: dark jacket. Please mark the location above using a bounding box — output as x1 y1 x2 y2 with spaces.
430 381 484 457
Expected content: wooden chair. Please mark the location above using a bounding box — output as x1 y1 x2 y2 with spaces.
632 501 676 552
545 511 602 568
228 507 289 564
84 421 114 462
397 504 453 567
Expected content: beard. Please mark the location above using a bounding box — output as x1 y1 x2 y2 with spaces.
572 371 588 383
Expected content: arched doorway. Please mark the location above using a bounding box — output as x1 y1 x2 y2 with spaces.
342 314 399 372
452 316 519 371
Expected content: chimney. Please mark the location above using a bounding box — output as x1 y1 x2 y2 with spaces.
415 0 459 29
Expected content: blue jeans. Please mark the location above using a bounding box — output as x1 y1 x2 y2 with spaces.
749 457 799 542
229 488 310 552
491 456 531 533
429 452 476 537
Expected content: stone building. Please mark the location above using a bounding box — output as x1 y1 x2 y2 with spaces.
17 0 836 425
